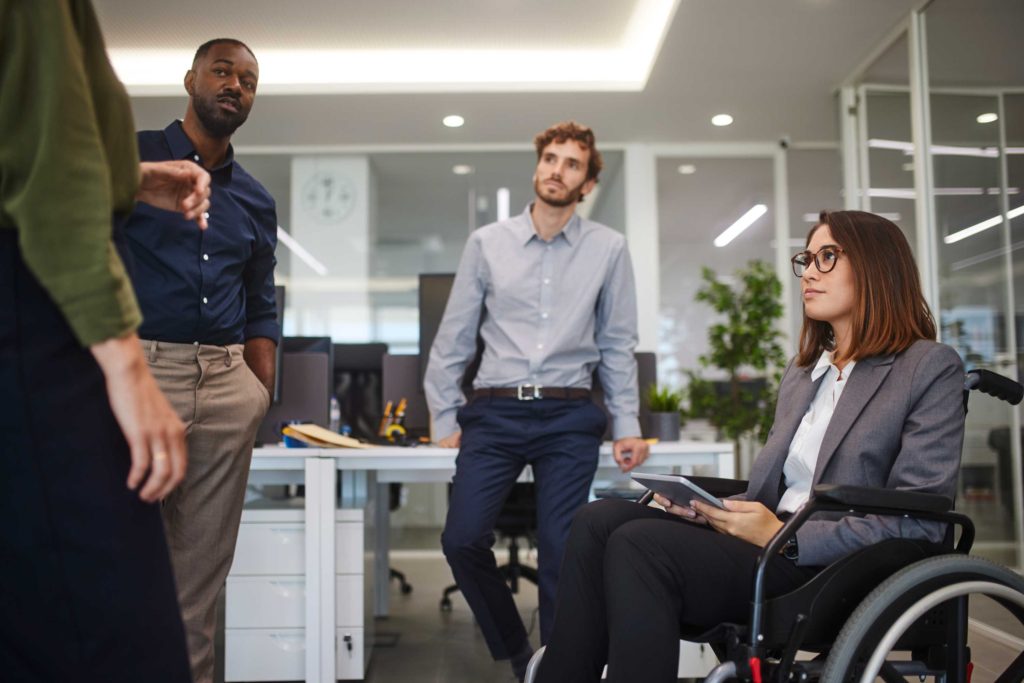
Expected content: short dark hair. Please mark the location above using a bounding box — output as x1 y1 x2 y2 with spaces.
192 38 257 68
796 210 936 368
533 121 603 183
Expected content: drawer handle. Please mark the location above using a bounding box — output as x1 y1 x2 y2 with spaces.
269 634 306 653
269 580 305 598
269 528 302 544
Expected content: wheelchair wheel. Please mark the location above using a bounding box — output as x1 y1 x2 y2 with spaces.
820 555 1024 683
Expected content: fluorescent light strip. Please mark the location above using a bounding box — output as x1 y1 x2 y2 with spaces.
714 204 767 247
111 0 679 95
496 188 511 221
277 226 328 275
951 239 1024 272
868 187 1019 200
868 138 1000 158
943 205 1024 244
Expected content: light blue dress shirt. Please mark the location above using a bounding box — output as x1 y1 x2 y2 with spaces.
424 205 641 441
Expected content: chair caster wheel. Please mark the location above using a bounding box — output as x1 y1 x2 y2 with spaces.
440 597 452 611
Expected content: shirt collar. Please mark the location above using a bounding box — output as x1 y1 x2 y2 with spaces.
811 349 857 382
515 203 581 247
163 120 235 177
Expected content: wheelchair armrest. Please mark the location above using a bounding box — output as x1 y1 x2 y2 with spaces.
688 476 748 498
812 484 953 514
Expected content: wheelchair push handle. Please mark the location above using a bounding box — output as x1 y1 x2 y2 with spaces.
965 368 1023 405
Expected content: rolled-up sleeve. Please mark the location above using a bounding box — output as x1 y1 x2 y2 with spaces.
0 0 140 346
242 204 279 342
424 234 486 440
594 237 641 439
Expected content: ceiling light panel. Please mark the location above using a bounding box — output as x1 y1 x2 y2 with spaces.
109 0 681 95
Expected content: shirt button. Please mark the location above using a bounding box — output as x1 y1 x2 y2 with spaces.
193 341 199 346
203 254 209 261
543 278 551 285
541 312 549 319
537 343 544 349
193 154 200 162
202 297 208 304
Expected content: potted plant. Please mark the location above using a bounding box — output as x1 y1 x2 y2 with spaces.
646 384 683 442
682 261 786 473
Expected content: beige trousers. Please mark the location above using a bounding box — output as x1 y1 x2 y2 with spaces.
142 339 271 683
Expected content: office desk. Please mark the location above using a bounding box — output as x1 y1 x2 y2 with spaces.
240 440 733 682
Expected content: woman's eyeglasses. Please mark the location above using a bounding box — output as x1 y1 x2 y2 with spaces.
791 245 844 277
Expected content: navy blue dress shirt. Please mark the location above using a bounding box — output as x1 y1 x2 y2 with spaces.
123 121 278 345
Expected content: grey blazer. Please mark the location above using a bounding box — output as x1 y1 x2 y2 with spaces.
745 339 965 567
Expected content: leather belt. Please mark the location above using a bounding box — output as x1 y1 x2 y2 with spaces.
472 385 591 401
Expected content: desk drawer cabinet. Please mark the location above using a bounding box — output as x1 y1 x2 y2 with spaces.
232 521 305 575
226 629 305 681
225 575 363 629
225 506 373 681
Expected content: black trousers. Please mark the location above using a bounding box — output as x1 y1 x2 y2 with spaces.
0 232 191 682
441 396 606 660
535 498 818 683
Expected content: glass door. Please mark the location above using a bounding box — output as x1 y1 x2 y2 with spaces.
930 91 1021 568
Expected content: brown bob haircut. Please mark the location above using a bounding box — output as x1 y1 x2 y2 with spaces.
533 121 604 188
796 210 936 368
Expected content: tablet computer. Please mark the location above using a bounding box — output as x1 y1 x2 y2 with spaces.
631 472 727 510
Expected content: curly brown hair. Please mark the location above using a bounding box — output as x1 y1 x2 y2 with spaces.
533 121 603 184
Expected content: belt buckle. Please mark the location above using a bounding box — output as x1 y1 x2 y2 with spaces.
516 384 543 401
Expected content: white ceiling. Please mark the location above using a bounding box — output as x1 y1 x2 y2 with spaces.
98 0 927 146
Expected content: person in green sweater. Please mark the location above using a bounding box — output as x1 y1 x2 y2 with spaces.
0 1 210 680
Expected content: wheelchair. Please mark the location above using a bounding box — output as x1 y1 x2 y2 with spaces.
525 369 1024 683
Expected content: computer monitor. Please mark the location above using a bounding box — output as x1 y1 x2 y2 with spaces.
254 336 333 445
418 273 457 385
332 343 388 440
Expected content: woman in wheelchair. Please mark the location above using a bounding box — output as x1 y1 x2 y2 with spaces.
533 210 968 683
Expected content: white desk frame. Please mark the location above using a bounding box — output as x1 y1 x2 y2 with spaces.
248 440 733 683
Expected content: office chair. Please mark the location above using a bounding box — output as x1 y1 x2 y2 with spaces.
526 369 1024 683
440 482 539 611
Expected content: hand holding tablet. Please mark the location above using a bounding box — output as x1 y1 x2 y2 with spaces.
631 472 727 510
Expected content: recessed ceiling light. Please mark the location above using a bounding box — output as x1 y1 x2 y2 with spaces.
443 114 465 128
977 112 998 124
677 164 697 175
711 114 734 127
452 164 474 175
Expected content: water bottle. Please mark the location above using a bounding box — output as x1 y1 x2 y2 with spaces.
329 396 341 433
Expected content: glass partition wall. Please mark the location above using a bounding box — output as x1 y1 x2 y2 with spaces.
236 149 626 354
843 0 1024 569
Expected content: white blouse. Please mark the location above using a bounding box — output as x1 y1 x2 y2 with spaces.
776 350 858 515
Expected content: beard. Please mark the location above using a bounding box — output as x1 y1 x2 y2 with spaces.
192 93 249 138
534 175 587 208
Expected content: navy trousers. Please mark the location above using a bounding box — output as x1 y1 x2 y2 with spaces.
0 232 191 682
440 395 607 660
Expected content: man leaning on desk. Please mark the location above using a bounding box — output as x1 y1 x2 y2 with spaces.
424 121 649 683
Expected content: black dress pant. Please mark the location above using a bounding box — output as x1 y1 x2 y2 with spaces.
0 232 191 682
535 498 818 683
440 396 605 660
